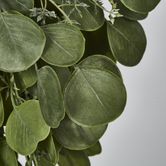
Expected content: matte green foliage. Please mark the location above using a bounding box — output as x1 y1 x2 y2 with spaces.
107 18 147 66
54 0 105 31
0 0 160 165
14 65 37 90
65 58 127 126
0 0 34 14
115 0 148 20
6 100 50 155
42 23 85 66
53 117 107 150
0 12 46 72
37 66 65 128
0 138 18 166
35 134 58 166
84 142 102 156
59 148 90 166
120 0 160 13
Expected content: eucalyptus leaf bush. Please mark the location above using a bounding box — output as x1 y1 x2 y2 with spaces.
0 0 160 165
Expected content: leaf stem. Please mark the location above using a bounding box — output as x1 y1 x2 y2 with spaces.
0 86 8 92
40 0 44 9
48 0 73 24
44 0 48 8
59 3 86 7
90 0 110 13
10 85 17 109
32 154 38 166
25 156 33 166
9 73 24 109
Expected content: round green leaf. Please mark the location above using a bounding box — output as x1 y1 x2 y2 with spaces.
0 0 34 14
0 94 4 127
6 100 50 155
120 0 160 13
0 139 18 166
84 142 101 156
115 0 148 20
0 12 46 72
35 134 58 166
53 0 104 31
64 66 127 126
107 18 147 66
59 148 90 166
37 66 65 128
53 117 107 150
78 55 122 78
42 23 85 67
53 67 71 90
15 65 37 91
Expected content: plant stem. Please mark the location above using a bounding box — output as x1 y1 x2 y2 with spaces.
32 154 38 166
91 0 110 13
40 0 44 9
25 156 33 166
59 3 86 7
44 0 48 8
9 73 24 108
10 82 17 109
10 92 16 108
48 0 73 24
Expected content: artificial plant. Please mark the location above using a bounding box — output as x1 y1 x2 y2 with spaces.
0 0 160 165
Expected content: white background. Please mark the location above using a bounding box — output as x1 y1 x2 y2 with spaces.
91 0 166 166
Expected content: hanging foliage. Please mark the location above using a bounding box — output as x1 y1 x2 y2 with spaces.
0 0 160 165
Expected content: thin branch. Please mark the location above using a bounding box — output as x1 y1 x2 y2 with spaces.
90 0 110 13
40 0 44 9
48 0 73 24
44 0 48 8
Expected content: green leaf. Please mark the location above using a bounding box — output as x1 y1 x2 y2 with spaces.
42 23 85 67
53 117 107 150
0 12 46 72
120 0 160 13
6 100 50 155
115 0 148 20
0 138 18 166
84 142 102 156
53 67 71 90
64 64 127 126
37 66 65 128
35 134 58 166
0 0 34 14
54 0 104 31
14 65 37 91
107 18 147 66
78 55 122 79
0 94 4 127
59 148 90 166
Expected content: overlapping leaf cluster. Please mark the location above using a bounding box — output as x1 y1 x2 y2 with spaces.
0 0 160 165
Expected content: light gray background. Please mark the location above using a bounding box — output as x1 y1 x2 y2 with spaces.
91 0 166 166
